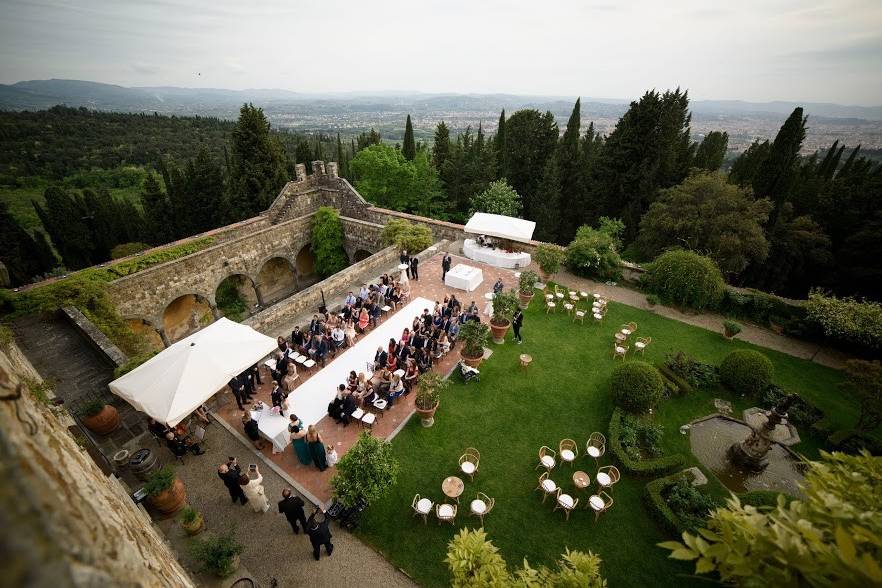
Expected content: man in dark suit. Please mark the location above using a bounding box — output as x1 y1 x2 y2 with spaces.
373 347 387 371
512 307 524 343
410 256 419 280
278 488 308 534
228 377 246 410
314 334 329 367
218 460 248 505
305 508 334 560
442 252 452 280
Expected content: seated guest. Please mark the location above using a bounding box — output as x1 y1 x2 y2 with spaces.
385 352 397 372
325 313 338 329
358 307 370 333
411 331 425 350
438 331 451 356
241 412 266 450
314 334 329 367
448 294 459 310
493 278 504 294
345 291 357 306
400 327 411 346
403 360 418 393
328 385 347 424
373 346 387 371
381 273 390 286
343 317 357 346
375 368 393 397
388 374 405 406
277 336 288 353
309 314 322 334
397 343 411 364
291 325 305 351
421 309 433 329
347 370 358 391
448 320 461 344
369 301 381 327
166 430 204 456
411 316 422 332
341 303 353 321
359 284 369 301
341 389 357 424
467 301 478 315
331 325 345 350
387 338 398 357
415 348 432 373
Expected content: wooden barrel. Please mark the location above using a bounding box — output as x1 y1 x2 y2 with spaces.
129 448 159 481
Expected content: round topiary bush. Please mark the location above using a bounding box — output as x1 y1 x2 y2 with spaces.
719 349 774 396
611 361 665 414
643 250 725 310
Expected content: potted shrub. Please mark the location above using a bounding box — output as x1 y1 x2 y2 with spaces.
79 399 120 435
145 465 187 515
489 290 519 344
180 506 205 536
723 320 742 340
534 243 566 282
517 270 538 307
458 321 490 368
414 371 449 427
190 530 243 578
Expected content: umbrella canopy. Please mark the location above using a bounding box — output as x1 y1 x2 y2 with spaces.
464 212 536 243
109 318 276 426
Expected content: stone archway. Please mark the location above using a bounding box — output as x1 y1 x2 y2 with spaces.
215 274 259 321
295 244 320 288
126 318 165 351
162 294 214 343
353 249 373 263
256 257 297 305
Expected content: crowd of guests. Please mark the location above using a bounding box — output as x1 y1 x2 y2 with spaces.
147 415 207 458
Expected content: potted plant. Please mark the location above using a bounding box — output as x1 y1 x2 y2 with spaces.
458 321 490 368
723 320 742 340
534 243 566 282
145 465 187 515
180 506 205 536
517 270 538 307
79 399 120 435
414 371 449 427
489 290 519 344
190 530 243 578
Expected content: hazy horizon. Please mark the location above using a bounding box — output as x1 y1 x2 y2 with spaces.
2 0 882 106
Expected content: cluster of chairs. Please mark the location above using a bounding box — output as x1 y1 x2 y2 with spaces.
611 322 651 360
545 286 609 326
411 447 496 526
534 433 619 521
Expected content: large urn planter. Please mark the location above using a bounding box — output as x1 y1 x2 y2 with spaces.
489 319 510 344
150 478 187 515
81 403 120 435
415 401 440 427
518 291 534 308
460 350 484 368
180 507 205 536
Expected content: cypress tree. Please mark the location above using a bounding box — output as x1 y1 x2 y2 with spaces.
693 131 729 171
141 173 175 245
752 107 807 206
557 98 582 242
502 109 558 221
34 187 93 269
534 155 563 243
227 103 287 219
402 114 416 161
494 109 506 177
0 201 56 285
432 121 450 171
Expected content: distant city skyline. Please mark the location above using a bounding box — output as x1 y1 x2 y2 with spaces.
2 0 881 106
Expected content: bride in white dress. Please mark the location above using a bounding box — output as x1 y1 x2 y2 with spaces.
240 465 270 513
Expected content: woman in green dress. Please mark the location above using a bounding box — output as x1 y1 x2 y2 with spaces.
288 414 311 465
306 425 328 472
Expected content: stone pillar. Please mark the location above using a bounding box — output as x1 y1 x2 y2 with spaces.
327 162 339 178
254 283 266 307
312 160 326 176
295 163 307 182
210 304 221 320
157 328 171 348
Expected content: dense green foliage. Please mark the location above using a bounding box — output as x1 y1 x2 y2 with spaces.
350 144 445 217
380 218 433 253
0 200 56 285
190 530 244 578
839 360 882 434
719 349 775 396
533 243 566 278
226 103 288 218
662 476 720 533
331 432 399 508
310 206 349 278
608 408 686 475
693 131 729 171
468 180 522 218
565 222 623 281
805 291 882 352
610 360 664 414
660 451 882 587
643 250 726 310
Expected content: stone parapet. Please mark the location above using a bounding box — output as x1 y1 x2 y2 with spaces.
61 306 128 367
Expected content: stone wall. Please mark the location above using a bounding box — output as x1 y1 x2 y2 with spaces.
0 342 193 587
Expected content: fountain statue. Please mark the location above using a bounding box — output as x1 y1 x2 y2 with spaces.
727 394 798 471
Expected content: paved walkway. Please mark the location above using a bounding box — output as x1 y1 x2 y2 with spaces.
543 267 847 370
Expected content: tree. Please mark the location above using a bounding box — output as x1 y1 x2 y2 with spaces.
356 128 382 151
183 147 227 233
311 206 348 278
402 114 416 161
440 126 497 221
533 156 563 243
693 131 729 171
566 223 622 281
351 143 446 217
0 201 57 286
752 107 807 207
432 121 451 171
34 187 95 269
502 109 558 221
840 359 882 433
493 109 506 176
226 103 287 219
469 180 522 218
659 451 882 587
557 98 583 241
728 139 771 187
637 171 772 276
380 218 433 253
330 432 399 508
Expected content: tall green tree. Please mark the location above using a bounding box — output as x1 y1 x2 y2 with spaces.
226 103 287 219
502 109 558 222
0 201 57 285
34 187 96 269
356 128 382 151
468 179 522 217
693 131 729 171
557 98 583 242
140 173 175 245
402 114 416 161
440 126 497 221
493 109 506 176
752 107 807 207
183 147 227 233
728 139 771 187
350 144 446 217
432 121 451 171
533 155 563 243
311 206 349 277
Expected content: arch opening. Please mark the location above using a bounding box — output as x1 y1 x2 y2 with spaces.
296 245 316 277
215 274 259 321
353 249 373 263
126 318 165 351
257 257 297 305
162 294 214 343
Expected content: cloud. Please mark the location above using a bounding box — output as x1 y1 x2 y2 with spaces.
131 63 160 75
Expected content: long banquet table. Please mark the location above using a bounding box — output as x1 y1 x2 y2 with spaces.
463 238 531 269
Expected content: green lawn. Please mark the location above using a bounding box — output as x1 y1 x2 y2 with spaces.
356 294 852 587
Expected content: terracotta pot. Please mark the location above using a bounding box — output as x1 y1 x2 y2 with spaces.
182 513 205 536
226 555 241 577
415 401 439 427
460 349 483 368
518 291 534 308
82 405 120 435
489 319 510 344
149 478 187 515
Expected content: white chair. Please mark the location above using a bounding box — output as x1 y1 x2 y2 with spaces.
361 411 376 432
351 407 365 422
579 291 589 300
574 307 587 324
586 432 606 466
469 492 495 525
545 293 555 302
597 465 620 493
588 491 613 521
553 488 579 521
559 439 578 466
435 502 457 525
612 344 628 361
546 301 557 314
593 312 604 326
371 398 388 417
535 471 558 503
554 286 565 300
303 358 317 370
412 494 433 525
635 337 651 355
536 445 556 471
459 448 480 482
295 355 307 365
614 331 627 343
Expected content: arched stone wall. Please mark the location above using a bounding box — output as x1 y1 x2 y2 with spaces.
214 273 259 319
296 244 316 277
353 249 372 263
256 257 297 305
162 294 214 343
126 318 165 351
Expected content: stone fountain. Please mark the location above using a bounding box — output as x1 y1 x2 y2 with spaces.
727 394 798 471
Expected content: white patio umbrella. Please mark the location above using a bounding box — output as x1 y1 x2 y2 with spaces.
109 318 277 426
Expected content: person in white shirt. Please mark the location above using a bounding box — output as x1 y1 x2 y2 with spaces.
331 326 345 349
358 285 369 301
345 291 357 306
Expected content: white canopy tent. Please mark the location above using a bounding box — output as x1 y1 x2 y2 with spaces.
464 212 536 243
109 318 277 426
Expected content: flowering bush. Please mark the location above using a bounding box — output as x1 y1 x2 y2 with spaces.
805 291 882 352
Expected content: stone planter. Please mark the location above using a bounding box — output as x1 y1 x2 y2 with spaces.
518 291 534 308
82 404 120 435
182 512 205 536
415 401 439 427
460 349 484 369
489 319 510 344
149 478 187 515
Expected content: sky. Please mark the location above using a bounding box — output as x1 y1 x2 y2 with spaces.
1 0 881 105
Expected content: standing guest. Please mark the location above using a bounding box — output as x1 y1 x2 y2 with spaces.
306 425 328 471
241 412 266 450
218 462 248 505
228 377 247 410
341 390 357 422
410 255 419 280
276 336 288 353
270 382 286 409
512 307 524 344
291 326 305 352
239 466 270 513
369 302 381 327
305 508 334 560
442 252 452 280
493 278 504 294
283 362 299 393
278 488 307 534
326 444 339 467
288 415 311 465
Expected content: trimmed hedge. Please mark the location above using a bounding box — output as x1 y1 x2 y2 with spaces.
608 409 686 475
719 349 774 396
610 361 665 414
644 472 691 536
643 249 725 311
656 363 693 395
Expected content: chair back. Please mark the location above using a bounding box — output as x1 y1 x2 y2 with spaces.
538 471 549 485
484 495 495 514
600 490 614 509
539 445 555 459
627 322 637 332
436 502 457 520
411 493 421 511
638 336 651 346
193 425 206 442
600 465 621 484
559 438 577 454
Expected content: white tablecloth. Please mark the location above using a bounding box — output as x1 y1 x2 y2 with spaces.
463 239 531 269
251 407 291 454
445 264 484 292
